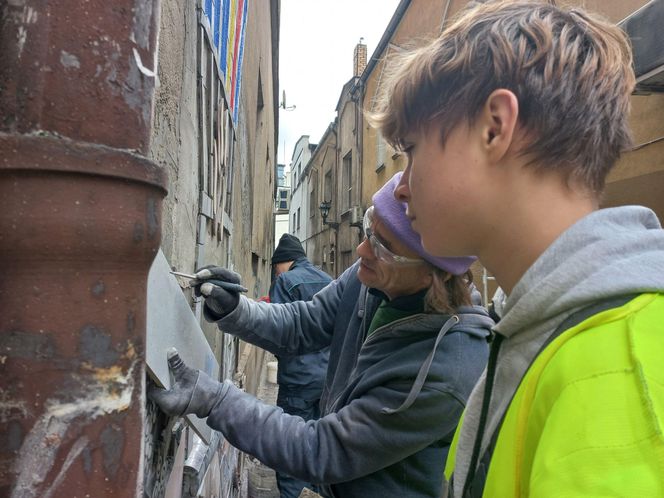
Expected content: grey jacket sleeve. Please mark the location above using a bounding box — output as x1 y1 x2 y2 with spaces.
207 379 464 484
216 268 348 356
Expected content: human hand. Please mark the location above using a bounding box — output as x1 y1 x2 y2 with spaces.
192 265 243 319
147 348 227 418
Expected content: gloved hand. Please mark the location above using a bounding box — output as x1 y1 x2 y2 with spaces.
147 348 229 418
191 265 243 320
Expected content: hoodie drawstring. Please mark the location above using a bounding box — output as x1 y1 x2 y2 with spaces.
381 315 460 415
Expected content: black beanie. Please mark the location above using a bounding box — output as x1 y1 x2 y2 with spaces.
272 233 306 264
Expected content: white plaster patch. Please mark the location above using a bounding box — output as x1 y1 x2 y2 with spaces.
10 361 137 498
22 6 37 24
133 47 156 78
60 50 80 69
16 26 27 58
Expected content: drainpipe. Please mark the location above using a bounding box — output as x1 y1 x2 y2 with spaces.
353 79 364 248
0 1 166 497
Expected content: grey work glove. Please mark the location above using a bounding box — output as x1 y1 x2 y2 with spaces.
191 265 243 320
148 348 228 418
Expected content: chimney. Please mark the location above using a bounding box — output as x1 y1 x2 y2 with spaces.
354 39 368 77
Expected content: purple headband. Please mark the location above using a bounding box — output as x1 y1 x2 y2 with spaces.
371 172 477 275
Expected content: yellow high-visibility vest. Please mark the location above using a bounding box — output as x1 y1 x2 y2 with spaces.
445 293 664 497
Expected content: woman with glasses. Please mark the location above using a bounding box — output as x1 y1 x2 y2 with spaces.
149 172 493 498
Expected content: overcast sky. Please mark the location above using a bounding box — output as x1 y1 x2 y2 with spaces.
277 0 401 168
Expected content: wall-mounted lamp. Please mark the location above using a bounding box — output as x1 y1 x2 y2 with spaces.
319 200 339 229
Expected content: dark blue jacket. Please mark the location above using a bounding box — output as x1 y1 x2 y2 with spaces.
269 257 332 395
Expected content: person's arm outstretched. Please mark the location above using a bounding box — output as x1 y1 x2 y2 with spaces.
215 264 357 356
149 349 464 484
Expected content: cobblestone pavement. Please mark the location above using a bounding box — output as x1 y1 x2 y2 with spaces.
245 353 279 498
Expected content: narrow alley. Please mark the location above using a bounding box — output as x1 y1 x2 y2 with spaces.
1 0 663 497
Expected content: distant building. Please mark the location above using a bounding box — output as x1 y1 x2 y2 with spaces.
304 122 338 275
275 163 291 248
292 40 368 277
298 0 663 294
289 136 317 244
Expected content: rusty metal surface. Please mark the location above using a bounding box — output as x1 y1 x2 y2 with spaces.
0 0 165 495
0 132 168 191
0 0 161 153
0 135 166 497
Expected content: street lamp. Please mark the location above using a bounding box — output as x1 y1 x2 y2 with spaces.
319 200 339 228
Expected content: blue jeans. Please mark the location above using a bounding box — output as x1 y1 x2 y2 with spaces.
275 392 322 498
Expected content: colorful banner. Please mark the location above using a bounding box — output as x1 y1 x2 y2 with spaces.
204 0 248 124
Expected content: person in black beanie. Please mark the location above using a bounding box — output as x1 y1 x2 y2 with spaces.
271 233 306 265
268 234 332 498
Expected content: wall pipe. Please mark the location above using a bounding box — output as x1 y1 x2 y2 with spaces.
0 0 166 496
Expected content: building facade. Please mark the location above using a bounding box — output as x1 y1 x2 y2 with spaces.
293 0 663 300
301 122 338 274
147 0 280 495
355 0 663 303
289 41 369 278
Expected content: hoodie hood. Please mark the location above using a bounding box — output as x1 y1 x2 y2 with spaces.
458 284 495 339
497 205 664 337
452 206 664 496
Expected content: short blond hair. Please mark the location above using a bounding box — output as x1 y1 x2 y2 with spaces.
370 0 635 193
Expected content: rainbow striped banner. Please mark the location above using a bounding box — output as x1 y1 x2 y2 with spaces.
204 0 248 124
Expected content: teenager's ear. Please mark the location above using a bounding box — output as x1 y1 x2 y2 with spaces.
481 89 519 162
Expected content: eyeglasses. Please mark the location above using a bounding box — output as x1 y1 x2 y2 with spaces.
363 206 424 265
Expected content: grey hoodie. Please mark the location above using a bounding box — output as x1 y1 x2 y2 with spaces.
451 206 664 496
210 261 493 497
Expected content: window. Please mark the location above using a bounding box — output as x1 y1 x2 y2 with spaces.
278 189 289 210
293 213 296 233
297 207 301 229
343 151 352 210
224 116 235 215
376 133 386 172
324 170 332 202
252 252 259 277
256 70 264 111
310 189 316 218
277 164 285 187
309 171 318 218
